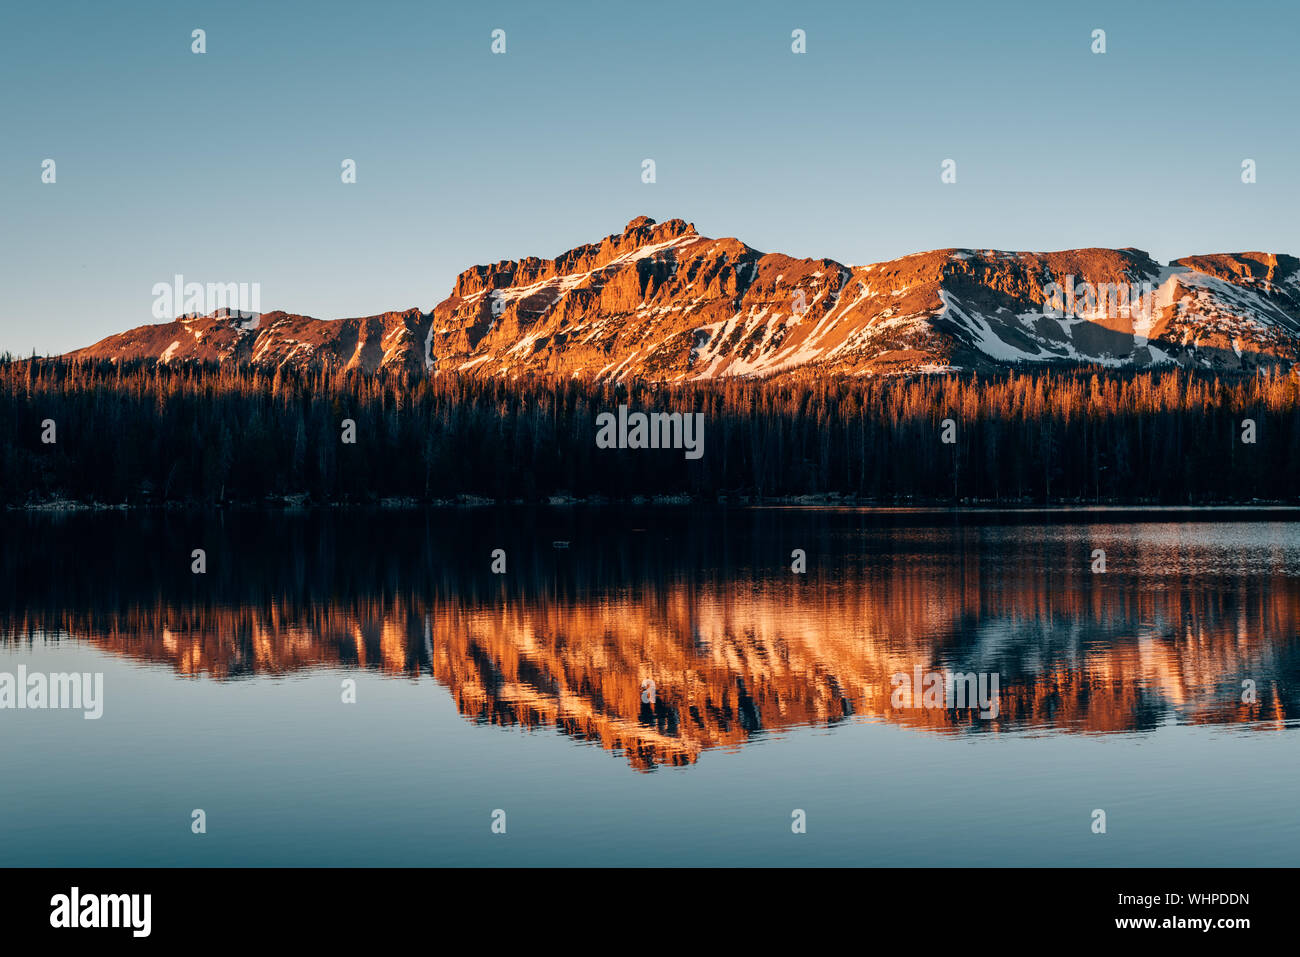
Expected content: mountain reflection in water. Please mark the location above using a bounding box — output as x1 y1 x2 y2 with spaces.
3 507 1297 770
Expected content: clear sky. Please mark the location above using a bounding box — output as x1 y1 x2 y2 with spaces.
2 0 1297 355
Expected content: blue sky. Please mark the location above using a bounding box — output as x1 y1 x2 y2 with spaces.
2 0 1297 355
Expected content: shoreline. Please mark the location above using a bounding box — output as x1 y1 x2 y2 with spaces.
9 495 1300 514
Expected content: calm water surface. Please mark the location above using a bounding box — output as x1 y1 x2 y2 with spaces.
1 507 1296 866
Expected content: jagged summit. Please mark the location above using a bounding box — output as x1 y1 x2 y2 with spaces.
65 219 1300 378
622 214 696 237
450 215 701 299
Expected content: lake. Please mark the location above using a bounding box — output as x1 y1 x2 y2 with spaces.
1 507 1296 866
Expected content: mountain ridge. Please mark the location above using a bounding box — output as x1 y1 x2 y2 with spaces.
65 217 1300 378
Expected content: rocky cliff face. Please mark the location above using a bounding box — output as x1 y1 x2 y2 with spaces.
66 218 1300 377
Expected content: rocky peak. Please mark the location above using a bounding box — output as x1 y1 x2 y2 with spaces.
453 217 700 299
1173 252 1300 288
620 215 696 240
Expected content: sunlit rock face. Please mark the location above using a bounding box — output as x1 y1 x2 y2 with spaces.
67 220 1300 378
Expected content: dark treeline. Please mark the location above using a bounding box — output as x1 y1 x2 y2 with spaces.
2 358 1298 506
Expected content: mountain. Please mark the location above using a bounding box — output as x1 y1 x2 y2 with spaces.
65 217 1300 377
